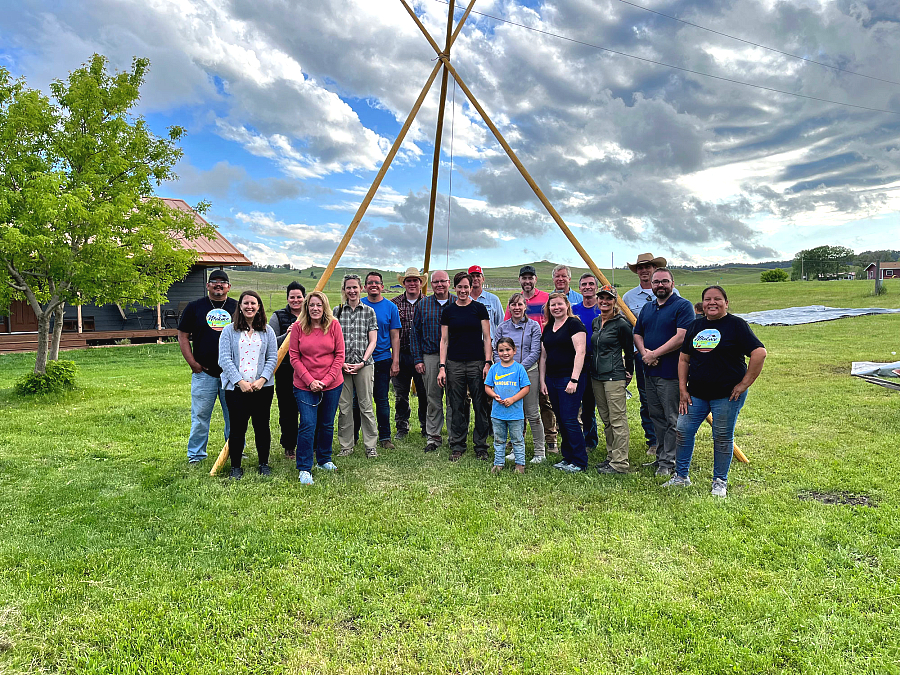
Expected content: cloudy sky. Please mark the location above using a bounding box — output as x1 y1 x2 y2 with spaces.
2 0 899 270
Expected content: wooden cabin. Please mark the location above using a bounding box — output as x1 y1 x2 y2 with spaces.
864 262 900 280
0 199 252 353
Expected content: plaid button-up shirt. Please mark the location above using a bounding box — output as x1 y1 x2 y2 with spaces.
410 294 456 364
391 293 423 353
334 302 377 364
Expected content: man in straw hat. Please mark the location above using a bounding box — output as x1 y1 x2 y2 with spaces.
623 253 679 459
391 267 429 442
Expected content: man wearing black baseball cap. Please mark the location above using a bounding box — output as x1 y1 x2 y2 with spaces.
177 268 238 465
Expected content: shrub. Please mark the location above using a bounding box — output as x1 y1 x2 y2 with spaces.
761 269 790 283
15 359 79 395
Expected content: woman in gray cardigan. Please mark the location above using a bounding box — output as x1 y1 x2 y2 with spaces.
590 285 634 475
218 290 278 479
493 292 546 463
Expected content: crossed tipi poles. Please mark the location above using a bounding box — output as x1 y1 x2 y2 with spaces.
211 0 748 475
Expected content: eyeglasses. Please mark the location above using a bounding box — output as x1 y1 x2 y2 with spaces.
432 279 450 284
209 281 229 287
651 279 672 285
365 280 383 286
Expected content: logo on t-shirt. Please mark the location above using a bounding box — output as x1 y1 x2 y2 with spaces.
206 308 232 332
692 328 720 353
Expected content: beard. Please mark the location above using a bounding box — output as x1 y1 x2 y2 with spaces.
654 286 672 300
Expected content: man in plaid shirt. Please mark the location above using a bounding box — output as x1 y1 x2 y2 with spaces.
411 270 458 453
391 267 429 442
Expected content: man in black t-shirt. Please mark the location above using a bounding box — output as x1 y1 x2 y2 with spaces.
177 269 239 465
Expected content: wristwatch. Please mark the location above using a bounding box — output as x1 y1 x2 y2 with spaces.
439 363 445 368
485 360 492 365
569 378 578 384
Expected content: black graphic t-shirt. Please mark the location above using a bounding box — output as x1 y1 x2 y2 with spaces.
681 313 764 401
178 296 238 376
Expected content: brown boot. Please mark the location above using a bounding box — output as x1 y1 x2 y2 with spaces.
514 464 525 475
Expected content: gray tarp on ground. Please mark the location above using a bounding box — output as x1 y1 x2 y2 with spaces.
736 305 900 326
851 361 900 377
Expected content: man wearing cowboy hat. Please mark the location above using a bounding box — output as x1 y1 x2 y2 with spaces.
623 253 680 458
391 267 429 441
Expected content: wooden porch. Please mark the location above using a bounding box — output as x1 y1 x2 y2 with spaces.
0 329 179 354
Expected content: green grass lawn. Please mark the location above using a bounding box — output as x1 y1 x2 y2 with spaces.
1 296 899 672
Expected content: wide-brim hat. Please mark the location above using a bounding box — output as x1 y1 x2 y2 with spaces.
397 266 427 284
627 253 667 273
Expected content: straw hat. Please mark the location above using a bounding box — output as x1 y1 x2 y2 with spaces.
397 266 426 283
627 253 667 273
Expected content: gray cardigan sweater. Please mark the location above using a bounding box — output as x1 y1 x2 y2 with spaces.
218 324 278 391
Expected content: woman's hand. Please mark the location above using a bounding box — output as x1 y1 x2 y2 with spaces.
238 380 253 393
625 371 633 383
729 381 750 401
678 389 692 415
564 381 577 395
251 378 266 391
309 380 324 392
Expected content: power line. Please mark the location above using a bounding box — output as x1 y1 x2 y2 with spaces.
429 0 900 116
614 0 900 87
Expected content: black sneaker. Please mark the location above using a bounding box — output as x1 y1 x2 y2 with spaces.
229 467 244 480
474 451 490 462
423 442 439 453
597 464 626 475
396 430 409 441
257 464 272 476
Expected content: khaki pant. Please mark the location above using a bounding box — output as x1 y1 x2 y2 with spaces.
539 391 557 447
338 364 377 452
423 353 454 444
592 378 631 471
524 366 546 457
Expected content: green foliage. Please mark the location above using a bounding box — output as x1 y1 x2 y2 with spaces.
760 268 789 282
792 245 854 281
13 358 77 394
0 54 215 374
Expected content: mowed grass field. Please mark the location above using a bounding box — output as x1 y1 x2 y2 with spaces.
1 281 899 673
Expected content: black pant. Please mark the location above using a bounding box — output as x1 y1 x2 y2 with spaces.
224 386 275 469
392 351 427 435
446 360 490 455
274 365 299 451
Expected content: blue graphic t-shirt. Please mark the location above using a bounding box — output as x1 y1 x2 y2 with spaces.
485 361 529 421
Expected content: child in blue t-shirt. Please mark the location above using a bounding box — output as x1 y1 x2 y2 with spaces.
484 337 531 474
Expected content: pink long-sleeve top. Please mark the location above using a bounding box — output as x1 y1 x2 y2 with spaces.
288 319 345 391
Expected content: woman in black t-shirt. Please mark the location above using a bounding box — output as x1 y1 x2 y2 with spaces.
539 292 588 472
437 272 493 462
663 285 767 498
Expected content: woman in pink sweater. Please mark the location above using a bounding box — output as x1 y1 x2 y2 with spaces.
289 291 345 485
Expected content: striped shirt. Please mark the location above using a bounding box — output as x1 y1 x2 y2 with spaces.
410 294 456 364
334 302 377 365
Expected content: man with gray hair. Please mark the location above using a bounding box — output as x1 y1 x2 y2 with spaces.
552 264 583 304
411 270 458 453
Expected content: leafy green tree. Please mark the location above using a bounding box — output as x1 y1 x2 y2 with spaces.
0 55 213 374
760 268 789 282
791 245 854 281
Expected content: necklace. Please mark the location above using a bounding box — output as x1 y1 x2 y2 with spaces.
209 297 227 309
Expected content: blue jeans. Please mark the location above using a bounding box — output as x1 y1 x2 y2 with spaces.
187 371 231 461
675 391 747 482
373 358 392 442
634 356 657 446
581 379 598 448
493 418 525 465
294 385 342 472
545 375 588 469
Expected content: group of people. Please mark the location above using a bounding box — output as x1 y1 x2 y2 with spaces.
177 253 766 497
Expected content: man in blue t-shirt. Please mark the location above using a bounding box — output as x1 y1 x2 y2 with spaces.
362 271 401 449
633 268 695 477
571 273 601 449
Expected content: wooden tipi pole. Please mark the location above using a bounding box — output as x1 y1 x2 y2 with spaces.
400 3 749 464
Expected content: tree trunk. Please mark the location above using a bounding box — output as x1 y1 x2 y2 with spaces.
49 302 66 361
34 310 51 375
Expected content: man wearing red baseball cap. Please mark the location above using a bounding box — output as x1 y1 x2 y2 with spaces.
467 265 504 339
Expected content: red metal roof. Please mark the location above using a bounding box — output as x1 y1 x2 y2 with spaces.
161 198 252 267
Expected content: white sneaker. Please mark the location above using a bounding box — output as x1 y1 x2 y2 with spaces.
711 479 727 498
505 452 515 461
317 461 337 471
662 475 692 488
298 470 314 485
560 463 583 473
530 456 545 464
553 460 569 469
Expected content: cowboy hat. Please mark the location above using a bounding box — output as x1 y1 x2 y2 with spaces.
397 266 427 283
627 253 667 273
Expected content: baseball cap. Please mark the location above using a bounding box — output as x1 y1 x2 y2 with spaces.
597 284 618 298
208 269 230 283
468 265 484 275
519 265 537 277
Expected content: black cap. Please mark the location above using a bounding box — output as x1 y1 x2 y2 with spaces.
208 269 230 283
519 265 537 277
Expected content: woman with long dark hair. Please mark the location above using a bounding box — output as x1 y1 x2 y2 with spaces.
289 290 345 485
664 285 766 497
218 290 278 479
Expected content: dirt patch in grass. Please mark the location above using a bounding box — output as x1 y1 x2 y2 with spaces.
798 490 875 507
